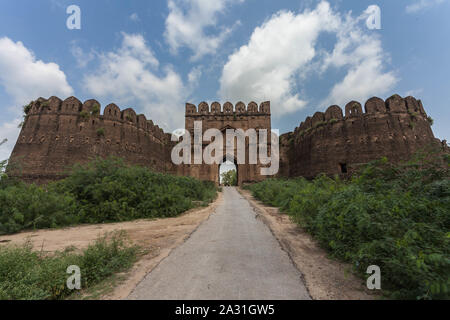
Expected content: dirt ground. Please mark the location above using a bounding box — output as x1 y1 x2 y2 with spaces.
238 188 378 300
0 192 223 300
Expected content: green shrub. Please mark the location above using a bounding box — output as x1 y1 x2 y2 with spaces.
313 121 326 129
247 150 450 299
79 111 89 120
0 157 217 234
96 128 105 137
0 183 79 235
23 102 32 115
91 104 100 116
0 231 137 300
328 118 338 125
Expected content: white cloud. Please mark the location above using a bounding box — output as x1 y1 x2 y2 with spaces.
219 2 340 116
71 42 95 68
187 66 202 88
83 33 193 130
0 37 73 107
219 1 398 117
319 12 398 107
406 0 445 13
164 0 243 61
0 37 74 160
130 13 140 22
0 118 21 161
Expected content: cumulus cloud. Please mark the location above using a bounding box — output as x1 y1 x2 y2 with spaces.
83 33 195 130
0 37 73 107
71 42 95 68
406 0 445 13
164 0 243 61
319 11 398 107
219 2 340 116
0 37 73 159
0 118 22 161
219 1 397 117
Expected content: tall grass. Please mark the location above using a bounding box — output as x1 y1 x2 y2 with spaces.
246 150 450 299
0 231 137 300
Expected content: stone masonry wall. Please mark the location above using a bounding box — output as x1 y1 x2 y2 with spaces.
7 94 441 184
279 95 439 179
181 101 271 185
8 96 174 184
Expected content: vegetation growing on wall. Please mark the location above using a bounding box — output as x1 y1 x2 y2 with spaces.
91 103 100 115
0 157 217 235
79 111 89 120
246 150 450 300
96 128 105 137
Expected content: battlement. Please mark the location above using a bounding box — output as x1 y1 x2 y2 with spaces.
294 95 429 137
8 92 441 185
24 96 168 142
281 94 437 179
9 96 174 183
185 101 270 116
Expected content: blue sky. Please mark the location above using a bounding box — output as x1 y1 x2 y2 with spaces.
0 0 449 159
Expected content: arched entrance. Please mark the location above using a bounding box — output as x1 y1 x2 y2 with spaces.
219 155 237 186
181 101 271 186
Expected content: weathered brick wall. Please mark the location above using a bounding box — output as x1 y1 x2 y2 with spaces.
181 101 271 185
7 94 442 185
8 96 174 183
279 95 440 179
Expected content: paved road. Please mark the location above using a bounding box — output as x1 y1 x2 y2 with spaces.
128 187 310 300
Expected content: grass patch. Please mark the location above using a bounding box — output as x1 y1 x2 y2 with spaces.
245 149 450 300
0 231 138 300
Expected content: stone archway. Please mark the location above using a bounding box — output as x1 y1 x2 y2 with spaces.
218 154 238 186
179 101 271 186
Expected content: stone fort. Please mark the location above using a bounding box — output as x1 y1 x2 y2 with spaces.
7 94 445 185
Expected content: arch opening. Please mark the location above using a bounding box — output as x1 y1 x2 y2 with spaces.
219 155 237 186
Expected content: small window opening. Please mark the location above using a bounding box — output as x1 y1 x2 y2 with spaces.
340 163 348 174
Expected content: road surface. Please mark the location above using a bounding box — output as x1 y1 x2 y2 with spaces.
128 187 310 300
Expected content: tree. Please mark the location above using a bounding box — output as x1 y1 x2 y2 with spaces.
221 169 237 186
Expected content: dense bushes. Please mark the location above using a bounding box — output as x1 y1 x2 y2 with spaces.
0 231 137 300
246 150 450 299
0 158 217 234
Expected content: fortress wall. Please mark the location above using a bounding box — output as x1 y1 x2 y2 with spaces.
7 94 443 185
183 101 271 185
8 96 173 183
281 95 439 178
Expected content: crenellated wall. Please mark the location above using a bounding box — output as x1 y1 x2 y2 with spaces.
182 101 271 185
7 94 443 185
279 94 440 178
8 96 174 183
